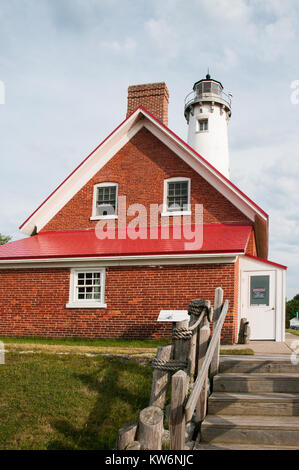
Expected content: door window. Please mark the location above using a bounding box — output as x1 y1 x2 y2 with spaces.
250 275 270 305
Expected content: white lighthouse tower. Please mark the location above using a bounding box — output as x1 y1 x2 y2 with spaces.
184 74 232 179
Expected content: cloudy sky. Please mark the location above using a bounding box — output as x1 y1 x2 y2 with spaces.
0 0 298 298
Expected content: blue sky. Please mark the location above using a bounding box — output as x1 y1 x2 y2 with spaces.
0 0 298 298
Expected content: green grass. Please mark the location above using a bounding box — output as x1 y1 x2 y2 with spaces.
286 329 299 336
0 336 170 349
0 352 152 450
220 349 254 355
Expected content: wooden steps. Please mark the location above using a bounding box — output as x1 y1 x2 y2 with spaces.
220 357 299 374
194 442 299 450
213 373 299 393
196 356 299 450
209 392 299 416
200 415 299 446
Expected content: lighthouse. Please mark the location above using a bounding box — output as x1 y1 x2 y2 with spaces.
184 74 232 179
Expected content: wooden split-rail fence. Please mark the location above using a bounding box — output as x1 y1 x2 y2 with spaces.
117 287 229 450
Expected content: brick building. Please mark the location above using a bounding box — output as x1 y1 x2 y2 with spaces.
0 78 286 343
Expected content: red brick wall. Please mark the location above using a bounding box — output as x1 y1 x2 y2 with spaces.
42 128 250 232
127 82 169 125
0 263 238 344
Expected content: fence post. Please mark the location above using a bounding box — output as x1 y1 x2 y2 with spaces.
210 287 224 380
187 299 205 383
170 370 188 450
194 310 210 424
117 422 138 450
149 345 173 409
138 406 164 450
173 319 190 367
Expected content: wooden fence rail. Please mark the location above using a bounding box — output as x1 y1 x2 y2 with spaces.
185 298 228 422
116 287 228 451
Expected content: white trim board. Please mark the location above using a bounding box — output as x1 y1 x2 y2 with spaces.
0 253 240 269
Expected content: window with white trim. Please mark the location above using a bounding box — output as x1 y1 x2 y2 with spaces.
162 177 191 216
91 182 118 220
66 268 106 308
197 118 208 132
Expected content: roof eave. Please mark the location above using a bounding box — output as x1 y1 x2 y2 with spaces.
0 251 243 266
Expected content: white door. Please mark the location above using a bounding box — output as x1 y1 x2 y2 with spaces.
241 270 276 340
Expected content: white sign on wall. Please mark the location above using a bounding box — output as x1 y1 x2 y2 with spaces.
157 310 189 322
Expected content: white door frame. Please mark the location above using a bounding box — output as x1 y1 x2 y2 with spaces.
241 270 276 340
239 255 286 342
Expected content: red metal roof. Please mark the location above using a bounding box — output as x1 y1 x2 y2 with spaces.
244 254 287 270
0 224 252 261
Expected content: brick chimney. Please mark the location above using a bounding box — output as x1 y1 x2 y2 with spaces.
127 82 169 126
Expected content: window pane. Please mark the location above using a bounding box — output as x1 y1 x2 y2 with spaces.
75 272 103 302
199 119 208 131
96 185 117 216
250 275 270 305
167 181 189 211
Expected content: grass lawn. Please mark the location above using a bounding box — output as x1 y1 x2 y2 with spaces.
286 329 299 336
0 352 152 450
220 349 254 355
0 339 255 450
0 336 170 349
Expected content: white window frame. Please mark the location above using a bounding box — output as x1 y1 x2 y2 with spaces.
66 267 107 309
196 117 209 133
162 177 191 217
90 182 118 221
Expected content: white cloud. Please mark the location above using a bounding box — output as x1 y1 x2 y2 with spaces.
145 18 180 58
100 37 137 54
257 16 296 61
200 0 251 22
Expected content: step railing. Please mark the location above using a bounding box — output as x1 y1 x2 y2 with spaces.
169 287 228 449
117 287 229 450
185 295 228 423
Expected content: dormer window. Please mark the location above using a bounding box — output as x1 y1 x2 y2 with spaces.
90 182 118 220
162 177 191 217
